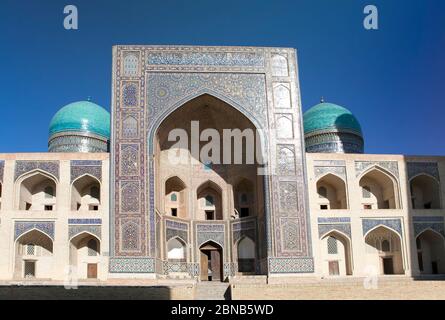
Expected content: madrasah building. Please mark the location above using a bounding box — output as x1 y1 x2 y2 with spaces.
0 45 444 284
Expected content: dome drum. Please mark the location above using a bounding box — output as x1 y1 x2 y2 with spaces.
48 101 110 153
303 102 364 154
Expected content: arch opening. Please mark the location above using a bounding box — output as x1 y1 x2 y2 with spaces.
71 175 101 211
69 232 101 279
234 178 255 218
410 175 441 209
359 168 399 209
365 226 404 275
316 174 348 210
321 231 352 276
18 172 57 211
165 176 188 218
153 94 265 223
15 230 54 279
237 237 256 274
416 230 445 274
167 237 187 262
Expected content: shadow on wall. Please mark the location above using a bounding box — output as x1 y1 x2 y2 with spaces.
0 286 176 300
403 156 445 280
333 114 364 154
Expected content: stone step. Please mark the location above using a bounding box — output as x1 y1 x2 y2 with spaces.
195 282 231 300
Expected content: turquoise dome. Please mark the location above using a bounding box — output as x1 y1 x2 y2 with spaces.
303 102 362 136
49 101 111 139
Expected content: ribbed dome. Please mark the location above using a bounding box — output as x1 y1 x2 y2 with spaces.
49 101 110 139
303 102 362 136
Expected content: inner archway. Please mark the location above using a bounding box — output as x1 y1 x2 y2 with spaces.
359 168 399 209
71 175 101 211
17 171 57 211
320 231 352 276
69 232 101 279
165 176 188 218
416 230 445 274
365 226 404 275
153 94 265 222
316 174 347 210
15 229 54 279
410 175 441 209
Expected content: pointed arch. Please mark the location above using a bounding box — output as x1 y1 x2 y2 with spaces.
167 236 187 261
164 175 188 218
364 225 404 275
16 170 58 211
197 180 223 220
320 230 353 275
409 173 441 209
359 166 400 209
71 174 101 211
316 173 348 209
14 228 54 279
415 228 445 274
236 236 256 273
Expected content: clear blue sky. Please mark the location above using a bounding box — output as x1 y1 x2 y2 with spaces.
0 0 444 155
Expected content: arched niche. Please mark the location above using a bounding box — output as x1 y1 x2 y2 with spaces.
237 237 256 273
17 171 57 211
416 229 445 274
364 226 404 275
359 168 399 209
71 175 101 211
69 232 101 279
167 237 187 262
320 230 352 276
165 176 188 218
316 174 348 210
410 175 441 209
197 181 223 221
15 229 54 279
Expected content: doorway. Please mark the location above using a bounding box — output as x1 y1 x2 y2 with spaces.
87 263 98 279
200 242 223 281
24 261 36 278
382 257 394 274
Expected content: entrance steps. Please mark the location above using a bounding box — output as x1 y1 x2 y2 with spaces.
195 282 231 300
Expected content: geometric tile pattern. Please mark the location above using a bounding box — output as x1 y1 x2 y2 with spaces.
68 225 101 240
355 161 399 179
68 219 102 225
111 46 313 274
268 257 314 273
196 223 225 248
70 160 102 183
413 216 445 238
109 257 155 273
14 161 59 181
362 218 403 237
14 221 55 241
407 162 440 181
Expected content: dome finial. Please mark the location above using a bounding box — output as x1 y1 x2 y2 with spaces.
87 96 92 102
320 96 325 103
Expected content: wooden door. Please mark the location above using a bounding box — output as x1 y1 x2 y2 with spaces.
200 251 209 281
87 263 97 279
211 250 222 281
328 261 340 276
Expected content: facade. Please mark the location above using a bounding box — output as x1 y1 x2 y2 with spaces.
0 45 444 283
